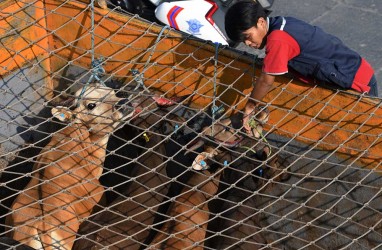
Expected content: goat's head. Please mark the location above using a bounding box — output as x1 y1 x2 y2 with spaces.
225 140 271 192
188 120 246 170
190 139 271 192
51 83 134 134
221 139 291 192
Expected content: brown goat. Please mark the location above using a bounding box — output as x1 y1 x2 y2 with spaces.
5 83 134 250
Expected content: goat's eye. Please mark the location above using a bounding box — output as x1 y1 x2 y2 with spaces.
87 103 96 110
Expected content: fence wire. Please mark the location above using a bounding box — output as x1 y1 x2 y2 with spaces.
1 0 382 249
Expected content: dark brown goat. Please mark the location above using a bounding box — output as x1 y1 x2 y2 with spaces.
148 126 277 249
204 140 291 249
148 165 223 250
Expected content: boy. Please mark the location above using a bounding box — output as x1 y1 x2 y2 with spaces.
225 1 378 133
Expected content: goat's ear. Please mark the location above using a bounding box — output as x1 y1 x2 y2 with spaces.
52 107 73 122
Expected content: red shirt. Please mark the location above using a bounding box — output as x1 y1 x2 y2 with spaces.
262 30 374 93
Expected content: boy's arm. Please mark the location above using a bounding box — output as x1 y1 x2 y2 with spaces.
243 72 275 132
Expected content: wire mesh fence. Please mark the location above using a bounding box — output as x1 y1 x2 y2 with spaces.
1 0 382 249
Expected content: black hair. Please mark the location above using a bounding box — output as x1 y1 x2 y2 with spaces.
225 1 270 43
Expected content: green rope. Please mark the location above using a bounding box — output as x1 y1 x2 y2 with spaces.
240 146 258 155
241 126 272 158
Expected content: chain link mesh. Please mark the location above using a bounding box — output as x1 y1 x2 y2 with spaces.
1 0 382 249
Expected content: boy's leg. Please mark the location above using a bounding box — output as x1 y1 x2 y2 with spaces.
368 75 379 97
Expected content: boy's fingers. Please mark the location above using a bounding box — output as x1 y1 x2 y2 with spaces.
243 122 251 134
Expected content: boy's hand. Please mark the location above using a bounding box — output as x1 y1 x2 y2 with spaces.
242 113 252 134
243 103 270 136
243 102 258 134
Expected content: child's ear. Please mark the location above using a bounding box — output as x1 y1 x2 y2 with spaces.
51 106 73 122
258 17 267 27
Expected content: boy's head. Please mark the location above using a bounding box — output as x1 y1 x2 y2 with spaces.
225 1 270 49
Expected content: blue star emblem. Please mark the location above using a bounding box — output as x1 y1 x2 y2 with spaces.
186 19 203 35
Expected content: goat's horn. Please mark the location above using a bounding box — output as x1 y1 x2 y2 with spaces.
48 95 75 107
184 139 205 155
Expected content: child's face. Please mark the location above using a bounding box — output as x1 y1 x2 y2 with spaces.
242 17 268 49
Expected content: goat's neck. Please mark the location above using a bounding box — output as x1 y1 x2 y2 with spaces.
57 124 110 164
199 171 222 199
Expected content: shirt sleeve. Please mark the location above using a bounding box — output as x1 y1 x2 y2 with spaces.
263 30 300 75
